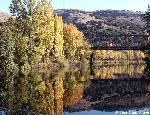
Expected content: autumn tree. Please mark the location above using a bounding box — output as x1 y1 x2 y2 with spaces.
9 0 56 65
63 24 90 60
54 71 64 115
54 15 64 58
31 1 55 63
0 0 91 76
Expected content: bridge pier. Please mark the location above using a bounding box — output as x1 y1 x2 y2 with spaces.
90 52 95 75
90 52 94 66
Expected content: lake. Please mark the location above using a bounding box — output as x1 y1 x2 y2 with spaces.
0 60 150 115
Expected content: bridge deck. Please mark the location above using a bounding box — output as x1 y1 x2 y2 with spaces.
91 46 150 50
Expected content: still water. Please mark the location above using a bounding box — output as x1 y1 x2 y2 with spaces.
0 62 150 115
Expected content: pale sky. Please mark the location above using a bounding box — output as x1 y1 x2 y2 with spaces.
0 0 149 13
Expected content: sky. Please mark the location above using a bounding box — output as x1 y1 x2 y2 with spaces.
0 0 149 13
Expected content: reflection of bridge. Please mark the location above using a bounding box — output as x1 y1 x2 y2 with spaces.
90 34 150 50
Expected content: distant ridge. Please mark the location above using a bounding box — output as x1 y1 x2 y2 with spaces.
55 9 145 42
0 9 145 41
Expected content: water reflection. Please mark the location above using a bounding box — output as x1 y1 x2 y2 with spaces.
0 63 150 115
92 64 145 79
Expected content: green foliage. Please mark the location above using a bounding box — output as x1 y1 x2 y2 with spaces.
0 0 91 79
0 20 18 76
35 81 46 94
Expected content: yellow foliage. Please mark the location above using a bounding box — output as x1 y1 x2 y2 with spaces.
94 64 145 79
54 72 64 115
64 84 84 107
63 24 88 58
30 2 55 62
94 50 145 60
35 81 46 94
54 15 64 58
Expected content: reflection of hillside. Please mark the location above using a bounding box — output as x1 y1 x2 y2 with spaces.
65 78 150 112
92 64 145 79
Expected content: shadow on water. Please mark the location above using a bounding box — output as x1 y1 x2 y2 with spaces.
1 62 150 114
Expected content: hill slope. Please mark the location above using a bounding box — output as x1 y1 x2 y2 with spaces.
55 9 145 46
0 10 146 47
0 12 11 23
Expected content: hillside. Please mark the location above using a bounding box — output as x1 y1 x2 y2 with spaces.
55 9 146 45
0 10 145 35
0 10 146 47
0 12 11 23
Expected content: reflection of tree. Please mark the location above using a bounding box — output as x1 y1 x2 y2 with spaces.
64 83 84 108
94 50 145 61
13 75 30 110
93 64 145 79
63 68 90 108
45 79 55 115
54 71 64 115
0 67 91 114
64 72 77 91
5 75 15 111
145 83 150 95
0 71 30 113
144 62 150 80
30 71 53 114
144 62 150 95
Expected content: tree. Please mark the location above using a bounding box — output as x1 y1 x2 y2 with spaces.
142 5 150 32
63 24 90 60
54 15 64 58
9 0 56 64
0 19 18 77
142 5 150 61
31 1 55 63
